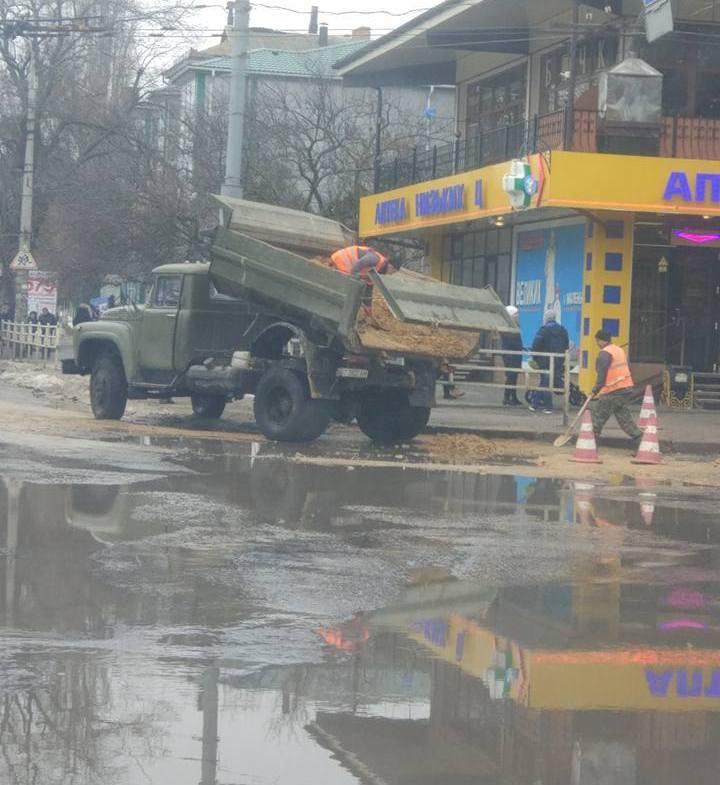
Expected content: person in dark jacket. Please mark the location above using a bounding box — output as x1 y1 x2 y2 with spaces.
74 304 93 325
38 307 57 327
501 305 523 406
529 309 569 413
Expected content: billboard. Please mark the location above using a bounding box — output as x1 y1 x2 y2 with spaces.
27 271 58 315
514 223 585 360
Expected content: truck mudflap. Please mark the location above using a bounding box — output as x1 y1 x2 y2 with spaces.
370 270 516 334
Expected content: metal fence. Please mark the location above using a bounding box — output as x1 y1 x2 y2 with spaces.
376 107 720 193
377 110 572 192
0 320 59 361
443 348 574 425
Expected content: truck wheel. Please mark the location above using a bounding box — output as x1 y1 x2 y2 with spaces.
254 367 331 442
90 353 127 420
191 394 226 419
357 392 430 444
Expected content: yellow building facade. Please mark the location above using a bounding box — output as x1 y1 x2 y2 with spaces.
359 152 720 391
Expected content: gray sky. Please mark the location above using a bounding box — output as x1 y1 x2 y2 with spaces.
191 1 427 43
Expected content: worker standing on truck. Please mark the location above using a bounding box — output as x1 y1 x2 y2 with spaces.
591 329 643 448
330 245 395 279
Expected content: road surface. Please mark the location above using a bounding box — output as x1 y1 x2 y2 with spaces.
0 387 719 783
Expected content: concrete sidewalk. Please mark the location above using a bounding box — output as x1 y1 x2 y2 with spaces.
429 384 720 454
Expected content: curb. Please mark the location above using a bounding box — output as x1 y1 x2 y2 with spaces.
425 425 717 456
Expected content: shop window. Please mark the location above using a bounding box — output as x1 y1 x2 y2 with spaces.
465 65 527 141
644 36 720 118
539 36 618 116
440 228 512 302
630 248 669 363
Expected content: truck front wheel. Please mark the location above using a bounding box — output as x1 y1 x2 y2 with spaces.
357 392 430 444
254 367 331 442
90 353 128 420
191 394 226 419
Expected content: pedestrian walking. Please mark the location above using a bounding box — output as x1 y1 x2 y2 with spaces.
501 305 523 406
529 310 569 413
590 329 643 448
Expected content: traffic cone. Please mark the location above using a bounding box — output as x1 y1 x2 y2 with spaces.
570 410 602 464
638 385 657 431
639 494 657 527
632 413 663 465
574 482 595 526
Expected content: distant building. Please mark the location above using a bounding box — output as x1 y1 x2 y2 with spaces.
142 27 456 215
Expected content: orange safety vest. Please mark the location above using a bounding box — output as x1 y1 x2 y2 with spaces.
598 343 634 396
330 245 388 276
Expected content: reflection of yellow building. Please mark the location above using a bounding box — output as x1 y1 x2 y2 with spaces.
405 591 720 713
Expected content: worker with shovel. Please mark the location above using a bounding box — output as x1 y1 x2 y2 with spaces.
590 329 643 449
330 245 396 279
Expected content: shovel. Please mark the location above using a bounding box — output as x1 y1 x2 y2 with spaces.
554 395 595 447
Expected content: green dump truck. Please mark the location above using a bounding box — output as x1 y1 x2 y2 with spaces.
65 200 516 444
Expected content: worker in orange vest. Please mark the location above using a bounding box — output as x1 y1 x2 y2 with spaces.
591 329 643 448
330 245 394 279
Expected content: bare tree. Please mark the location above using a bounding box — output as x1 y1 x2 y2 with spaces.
0 0 208 306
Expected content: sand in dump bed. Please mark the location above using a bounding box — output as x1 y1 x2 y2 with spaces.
310 257 480 360
358 288 479 360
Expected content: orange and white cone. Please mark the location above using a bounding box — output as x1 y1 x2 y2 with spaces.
574 482 595 526
632 413 663 465
639 494 657 526
638 385 657 431
570 410 602 464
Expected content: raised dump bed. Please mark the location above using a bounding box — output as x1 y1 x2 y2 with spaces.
210 227 515 360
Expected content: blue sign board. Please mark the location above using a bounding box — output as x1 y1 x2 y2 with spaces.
663 171 720 204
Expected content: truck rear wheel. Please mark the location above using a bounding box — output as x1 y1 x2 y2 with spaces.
254 367 331 442
357 392 431 444
90 353 127 420
191 394 226 419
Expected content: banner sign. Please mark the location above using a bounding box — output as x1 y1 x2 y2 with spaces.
27 271 58 314
514 223 585 359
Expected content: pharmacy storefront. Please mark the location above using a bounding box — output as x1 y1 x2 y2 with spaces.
359 152 720 392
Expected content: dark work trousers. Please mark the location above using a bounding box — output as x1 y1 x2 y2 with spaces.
591 389 642 440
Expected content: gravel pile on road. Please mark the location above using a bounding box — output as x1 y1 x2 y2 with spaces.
418 432 499 463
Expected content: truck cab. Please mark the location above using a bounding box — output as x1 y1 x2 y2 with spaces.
134 263 250 385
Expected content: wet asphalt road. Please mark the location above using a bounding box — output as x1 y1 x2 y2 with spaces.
2 434 720 784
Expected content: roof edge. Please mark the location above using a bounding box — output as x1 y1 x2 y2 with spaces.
333 0 479 75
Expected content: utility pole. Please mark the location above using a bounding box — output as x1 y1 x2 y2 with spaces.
564 0 580 151
373 87 383 193
222 0 251 199
12 46 38 321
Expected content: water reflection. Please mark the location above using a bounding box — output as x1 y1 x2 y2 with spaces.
0 452 719 783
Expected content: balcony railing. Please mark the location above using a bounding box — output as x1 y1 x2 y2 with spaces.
376 108 720 193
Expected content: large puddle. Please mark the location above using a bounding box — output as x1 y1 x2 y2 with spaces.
1 444 720 784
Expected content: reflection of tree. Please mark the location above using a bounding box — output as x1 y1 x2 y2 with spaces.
267 665 314 742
